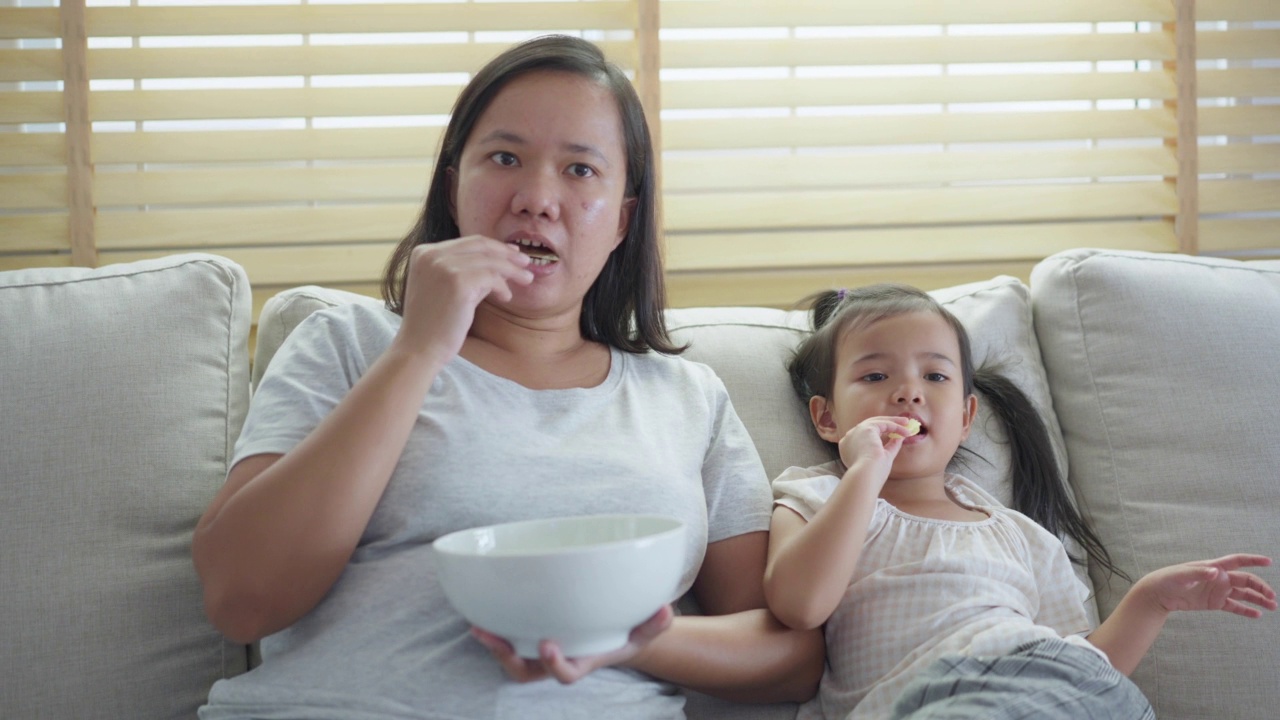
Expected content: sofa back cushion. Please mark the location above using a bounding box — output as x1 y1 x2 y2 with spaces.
256 278 1067 512
0 254 252 719
1030 248 1280 720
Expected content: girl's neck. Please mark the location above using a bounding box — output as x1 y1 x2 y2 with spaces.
879 473 987 523
462 305 611 389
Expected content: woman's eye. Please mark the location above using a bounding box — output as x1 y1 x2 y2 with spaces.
567 163 596 178
492 152 518 167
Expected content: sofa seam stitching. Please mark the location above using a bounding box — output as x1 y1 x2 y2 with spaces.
217 259 238 679
1087 251 1280 276
0 255 214 291
1069 256 1152 699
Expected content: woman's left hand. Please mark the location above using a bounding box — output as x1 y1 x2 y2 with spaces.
471 604 674 684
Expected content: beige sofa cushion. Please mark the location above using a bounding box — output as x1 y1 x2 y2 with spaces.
256 278 1066 511
0 254 252 719
1031 248 1280 720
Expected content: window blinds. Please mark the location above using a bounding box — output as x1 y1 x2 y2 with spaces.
1 0 1276 313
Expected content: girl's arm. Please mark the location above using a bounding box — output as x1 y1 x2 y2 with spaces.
1087 554 1276 675
475 531 826 703
762 415 911 630
763 468 881 630
193 238 532 643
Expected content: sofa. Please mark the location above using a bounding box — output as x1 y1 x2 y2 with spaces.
2 248 1277 719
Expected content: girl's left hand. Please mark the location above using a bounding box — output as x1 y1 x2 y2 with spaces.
471 604 674 684
1141 554 1277 617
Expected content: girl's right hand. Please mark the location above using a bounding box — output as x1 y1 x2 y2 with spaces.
393 237 534 363
836 416 917 482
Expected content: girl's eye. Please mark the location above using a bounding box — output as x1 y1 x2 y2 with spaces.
492 151 518 167
926 372 948 382
567 163 596 178
862 372 887 382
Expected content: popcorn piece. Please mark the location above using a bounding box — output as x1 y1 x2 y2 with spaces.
886 419 922 441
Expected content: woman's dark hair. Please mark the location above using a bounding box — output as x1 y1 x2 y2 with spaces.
788 283 1125 581
381 34 681 355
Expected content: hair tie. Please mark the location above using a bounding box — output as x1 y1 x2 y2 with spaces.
836 288 848 302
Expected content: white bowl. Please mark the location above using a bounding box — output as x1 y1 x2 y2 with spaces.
433 514 686 659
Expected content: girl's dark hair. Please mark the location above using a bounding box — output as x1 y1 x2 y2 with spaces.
788 283 1125 581
381 34 681 355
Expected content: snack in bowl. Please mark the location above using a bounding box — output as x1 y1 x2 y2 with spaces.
432 514 686 659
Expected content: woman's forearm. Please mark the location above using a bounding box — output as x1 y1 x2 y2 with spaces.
628 609 825 704
193 344 445 642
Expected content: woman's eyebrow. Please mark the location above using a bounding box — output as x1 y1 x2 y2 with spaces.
564 142 611 167
474 129 524 146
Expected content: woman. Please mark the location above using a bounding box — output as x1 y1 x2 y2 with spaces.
193 35 822 720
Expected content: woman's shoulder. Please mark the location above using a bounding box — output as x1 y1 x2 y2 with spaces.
264 301 400 383
302 299 397 330
288 300 399 348
623 350 729 393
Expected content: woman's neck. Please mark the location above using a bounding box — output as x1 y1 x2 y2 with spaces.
461 304 611 390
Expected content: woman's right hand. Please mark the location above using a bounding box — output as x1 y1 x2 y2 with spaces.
394 236 533 363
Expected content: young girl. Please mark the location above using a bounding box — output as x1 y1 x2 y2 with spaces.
764 283 1276 720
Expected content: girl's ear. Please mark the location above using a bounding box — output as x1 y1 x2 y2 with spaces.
959 393 978 441
809 396 842 444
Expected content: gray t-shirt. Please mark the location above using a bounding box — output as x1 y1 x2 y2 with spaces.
200 303 772 720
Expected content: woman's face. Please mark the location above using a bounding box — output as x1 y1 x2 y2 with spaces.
450 70 632 319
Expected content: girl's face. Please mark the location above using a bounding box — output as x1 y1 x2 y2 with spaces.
450 70 633 319
816 310 977 481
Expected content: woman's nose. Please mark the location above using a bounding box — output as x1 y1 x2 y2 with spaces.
511 169 560 221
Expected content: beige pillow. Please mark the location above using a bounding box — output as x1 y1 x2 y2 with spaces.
0 254 252 719
1031 248 1280 720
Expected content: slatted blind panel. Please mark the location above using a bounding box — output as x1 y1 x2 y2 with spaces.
1196 1 1280 259
0 0 74 267
659 0 1200 305
0 0 640 311
3 0 1276 312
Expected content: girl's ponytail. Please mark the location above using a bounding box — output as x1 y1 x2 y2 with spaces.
972 368 1127 582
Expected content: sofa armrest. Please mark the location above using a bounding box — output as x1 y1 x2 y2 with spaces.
0 253 253 719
